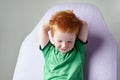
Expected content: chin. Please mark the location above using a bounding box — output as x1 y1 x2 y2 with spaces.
59 50 69 53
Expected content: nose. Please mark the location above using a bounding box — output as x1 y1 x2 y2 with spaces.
61 42 67 48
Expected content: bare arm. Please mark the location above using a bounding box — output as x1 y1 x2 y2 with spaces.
39 22 50 49
78 20 88 43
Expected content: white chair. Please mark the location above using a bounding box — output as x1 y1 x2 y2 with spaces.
13 3 118 80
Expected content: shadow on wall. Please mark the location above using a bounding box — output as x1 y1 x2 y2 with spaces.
84 34 104 80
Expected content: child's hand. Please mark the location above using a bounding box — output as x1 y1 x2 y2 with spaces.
82 20 88 27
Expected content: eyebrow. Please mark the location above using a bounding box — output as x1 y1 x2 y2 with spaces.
69 38 75 40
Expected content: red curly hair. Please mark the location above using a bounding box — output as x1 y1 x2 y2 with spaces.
49 10 83 37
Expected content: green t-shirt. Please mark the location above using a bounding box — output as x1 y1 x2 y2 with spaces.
40 38 87 80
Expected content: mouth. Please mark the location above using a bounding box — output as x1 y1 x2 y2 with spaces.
61 48 66 51
60 48 68 53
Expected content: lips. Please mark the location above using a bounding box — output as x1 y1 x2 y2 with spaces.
60 48 68 53
61 48 66 51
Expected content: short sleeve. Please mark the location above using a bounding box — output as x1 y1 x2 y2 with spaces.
75 38 87 54
39 41 53 57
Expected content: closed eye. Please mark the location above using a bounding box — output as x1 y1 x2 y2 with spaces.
67 41 73 43
58 40 62 42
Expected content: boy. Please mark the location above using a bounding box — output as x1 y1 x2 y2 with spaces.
39 10 88 80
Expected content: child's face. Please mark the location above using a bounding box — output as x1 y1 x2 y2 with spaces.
53 31 76 53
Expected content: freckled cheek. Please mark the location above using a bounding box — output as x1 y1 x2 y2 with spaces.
54 42 61 48
69 43 74 49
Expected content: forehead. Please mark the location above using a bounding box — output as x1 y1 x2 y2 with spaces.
53 31 76 40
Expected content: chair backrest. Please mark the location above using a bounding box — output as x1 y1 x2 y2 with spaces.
13 3 117 80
